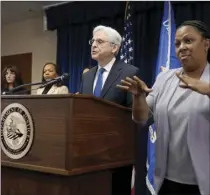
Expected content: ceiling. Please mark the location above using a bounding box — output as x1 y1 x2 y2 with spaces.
1 1 68 25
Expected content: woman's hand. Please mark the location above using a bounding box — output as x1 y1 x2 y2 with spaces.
176 72 210 96
116 76 152 96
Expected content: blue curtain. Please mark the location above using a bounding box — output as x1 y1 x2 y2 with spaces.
46 1 164 93
46 1 210 93
56 19 125 93
57 25 93 93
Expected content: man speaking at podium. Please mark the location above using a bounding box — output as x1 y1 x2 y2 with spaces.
80 25 140 195
80 25 139 107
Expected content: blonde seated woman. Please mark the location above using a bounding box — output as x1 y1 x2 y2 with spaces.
37 62 69 95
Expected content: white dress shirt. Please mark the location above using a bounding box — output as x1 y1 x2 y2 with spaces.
93 57 116 93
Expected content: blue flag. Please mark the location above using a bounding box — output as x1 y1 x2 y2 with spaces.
146 2 181 194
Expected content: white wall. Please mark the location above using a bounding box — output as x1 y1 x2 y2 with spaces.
1 16 57 94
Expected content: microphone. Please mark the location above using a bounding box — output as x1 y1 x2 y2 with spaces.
39 73 69 88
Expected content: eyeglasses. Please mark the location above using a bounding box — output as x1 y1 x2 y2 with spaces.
89 39 114 46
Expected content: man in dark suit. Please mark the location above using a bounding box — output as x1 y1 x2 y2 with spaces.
80 25 140 195
80 25 140 107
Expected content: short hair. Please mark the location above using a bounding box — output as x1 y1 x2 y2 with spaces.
178 20 210 62
93 25 122 47
1 65 23 91
41 62 65 87
41 62 60 82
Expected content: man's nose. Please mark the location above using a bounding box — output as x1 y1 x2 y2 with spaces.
92 40 97 48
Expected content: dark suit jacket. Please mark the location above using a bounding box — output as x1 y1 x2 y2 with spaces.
79 60 140 107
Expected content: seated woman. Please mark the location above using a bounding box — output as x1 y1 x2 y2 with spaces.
37 62 69 95
1 65 30 95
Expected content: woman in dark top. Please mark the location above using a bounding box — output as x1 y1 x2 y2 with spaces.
1 65 29 95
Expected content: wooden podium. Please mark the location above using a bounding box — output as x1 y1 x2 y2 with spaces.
1 94 135 195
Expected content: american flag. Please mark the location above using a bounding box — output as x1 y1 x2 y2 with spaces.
120 3 135 195
120 1 134 64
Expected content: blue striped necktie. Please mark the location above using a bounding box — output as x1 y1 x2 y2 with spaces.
93 68 105 97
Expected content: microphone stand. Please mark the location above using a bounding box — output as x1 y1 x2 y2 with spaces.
39 73 69 88
3 81 45 95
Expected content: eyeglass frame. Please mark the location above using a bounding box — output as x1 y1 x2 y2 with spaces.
88 38 115 46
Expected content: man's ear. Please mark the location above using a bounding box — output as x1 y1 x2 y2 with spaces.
112 44 119 55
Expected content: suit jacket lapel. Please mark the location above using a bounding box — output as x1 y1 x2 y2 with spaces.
38 87 44 94
100 60 123 98
86 66 97 94
48 85 57 94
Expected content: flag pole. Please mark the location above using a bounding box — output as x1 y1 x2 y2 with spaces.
124 1 129 21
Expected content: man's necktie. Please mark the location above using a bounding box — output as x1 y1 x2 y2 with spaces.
93 68 105 97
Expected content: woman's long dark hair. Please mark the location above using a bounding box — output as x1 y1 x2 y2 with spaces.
1 65 23 91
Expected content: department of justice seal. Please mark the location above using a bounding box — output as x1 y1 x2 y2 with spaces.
1 103 34 159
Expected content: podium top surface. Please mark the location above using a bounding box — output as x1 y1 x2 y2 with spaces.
1 94 131 111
